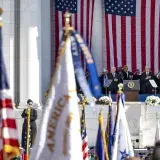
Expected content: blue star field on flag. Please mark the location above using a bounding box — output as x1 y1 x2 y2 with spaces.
104 0 136 16
55 0 77 13
120 149 129 160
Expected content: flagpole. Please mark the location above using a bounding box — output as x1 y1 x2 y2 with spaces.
99 110 109 160
105 92 113 159
26 104 31 160
115 83 123 125
0 8 2 27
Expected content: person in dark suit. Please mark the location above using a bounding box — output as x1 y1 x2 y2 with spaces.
108 66 120 94
155 70 160 93
21 99 38 150
133 69 141 80
99 68 108 95
140 66 154 94
116 66 124 83
123 65 133 80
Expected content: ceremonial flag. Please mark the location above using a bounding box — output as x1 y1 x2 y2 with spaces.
155 119 160 142
21 150 28 160
0 16 20 159
30 35 83 160
52 0 95 68
96 113 109 160
96 122 105 160
112 96 134 160
105 104 114 159
81 107 89 160
104 0 160 73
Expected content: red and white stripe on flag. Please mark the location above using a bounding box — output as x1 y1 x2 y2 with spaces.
103 0 160 73
52 0 95 71
0 91 20 159
82 137 89 160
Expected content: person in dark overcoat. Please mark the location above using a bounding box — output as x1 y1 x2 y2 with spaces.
21 99 38 150
108 66 120 94
133 69 141 80
140 66 154 94
123 65 133 80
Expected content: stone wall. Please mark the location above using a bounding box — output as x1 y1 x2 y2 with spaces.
15 102 159 148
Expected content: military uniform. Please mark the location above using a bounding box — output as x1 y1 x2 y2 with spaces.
21 108 37 150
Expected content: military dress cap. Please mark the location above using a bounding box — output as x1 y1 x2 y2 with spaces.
27 99 33 105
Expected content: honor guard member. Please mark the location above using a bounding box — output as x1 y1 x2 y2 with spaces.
21 99 38 150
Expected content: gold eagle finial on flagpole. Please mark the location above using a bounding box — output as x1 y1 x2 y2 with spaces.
118 83 124 95
63 11 74 35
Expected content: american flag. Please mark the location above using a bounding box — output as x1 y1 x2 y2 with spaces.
0 18 20 158
22 150 28 160
81 107 89 160
103 0 160 73
51 0 95 71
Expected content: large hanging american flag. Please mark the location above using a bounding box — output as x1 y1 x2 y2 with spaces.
51 0 95 71
104 0 160 73
0 16 20 159
81 107 89 160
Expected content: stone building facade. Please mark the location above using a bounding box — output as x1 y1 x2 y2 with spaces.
2 0 104 108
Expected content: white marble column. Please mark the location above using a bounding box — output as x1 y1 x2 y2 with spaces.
19 0 41 108
41 0 51 104
92 0 103 75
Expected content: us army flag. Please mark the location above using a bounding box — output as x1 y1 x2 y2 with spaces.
30 36 83 160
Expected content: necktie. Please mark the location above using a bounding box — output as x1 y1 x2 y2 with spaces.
103 75 107 87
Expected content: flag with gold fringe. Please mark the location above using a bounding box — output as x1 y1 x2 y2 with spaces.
96 111 109 160
105 103 114 159
30 32 83 160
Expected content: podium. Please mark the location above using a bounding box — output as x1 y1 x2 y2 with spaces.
123 80 140 101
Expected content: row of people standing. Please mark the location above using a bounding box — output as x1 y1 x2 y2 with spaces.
99 65 160 94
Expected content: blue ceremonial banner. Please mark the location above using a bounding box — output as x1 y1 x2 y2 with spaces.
96 124 105 160
73 31 102 98
70 33 95 107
